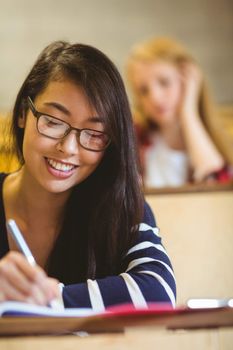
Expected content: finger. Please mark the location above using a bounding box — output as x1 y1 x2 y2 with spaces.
0 290 5 302
0 253 46 296
0 252 51 304
0 278 31 302
12 256 58 305
2 283 47 306
184 63 202 83
0 252 60 306
0 260 34 296
37 277 60 301
46 280 64 309
0 264 55 305
27 278 61 306
0 255 35 296
8 252 46 282
27 283 49 305
48 278 61 299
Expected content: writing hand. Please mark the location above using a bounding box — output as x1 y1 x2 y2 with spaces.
0 251 60 305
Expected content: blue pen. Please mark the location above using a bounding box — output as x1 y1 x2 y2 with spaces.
6 219 36 266
6 219 64 309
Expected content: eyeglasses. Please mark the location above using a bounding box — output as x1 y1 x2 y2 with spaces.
27 96 110 152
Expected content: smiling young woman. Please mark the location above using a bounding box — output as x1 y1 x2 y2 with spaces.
0 41 176 310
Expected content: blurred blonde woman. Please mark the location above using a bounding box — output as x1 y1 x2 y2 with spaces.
126 37 232 188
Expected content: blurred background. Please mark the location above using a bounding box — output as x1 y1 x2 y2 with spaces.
0 0 232 112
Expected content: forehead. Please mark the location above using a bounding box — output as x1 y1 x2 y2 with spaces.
35 80 97 115
131 60 179 83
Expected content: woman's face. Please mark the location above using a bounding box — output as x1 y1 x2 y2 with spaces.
19 80 106 194
130 60 182 127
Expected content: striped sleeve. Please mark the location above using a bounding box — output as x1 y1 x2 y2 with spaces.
62 201 176 310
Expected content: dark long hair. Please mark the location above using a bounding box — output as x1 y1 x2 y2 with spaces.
11 41 143 284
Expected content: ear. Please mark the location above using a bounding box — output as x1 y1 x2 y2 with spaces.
18 114 26 128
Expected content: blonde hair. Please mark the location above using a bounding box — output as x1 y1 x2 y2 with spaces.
127 37 194 67
126 37 232 164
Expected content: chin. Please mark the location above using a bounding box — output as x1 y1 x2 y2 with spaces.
153 113 176 126
38 177 76 195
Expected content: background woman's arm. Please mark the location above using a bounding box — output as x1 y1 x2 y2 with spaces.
179 63 224 181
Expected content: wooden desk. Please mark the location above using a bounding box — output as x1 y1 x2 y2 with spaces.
0 306 233 349
1 328 233 350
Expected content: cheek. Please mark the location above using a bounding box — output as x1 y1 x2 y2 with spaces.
23 131 45 152
168 82 182 105
22 126 54 163
21 124 37 157
137 94 150 110
84 152 104 167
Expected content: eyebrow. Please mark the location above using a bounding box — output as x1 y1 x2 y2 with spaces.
44 102 71 116
43 102 103 123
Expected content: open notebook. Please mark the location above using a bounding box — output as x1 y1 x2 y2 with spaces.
0 301 97 317
0 300 232 335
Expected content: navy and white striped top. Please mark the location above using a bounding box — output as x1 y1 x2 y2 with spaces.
0 173 176 310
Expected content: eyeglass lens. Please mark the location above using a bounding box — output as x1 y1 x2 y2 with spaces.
38 114 109 151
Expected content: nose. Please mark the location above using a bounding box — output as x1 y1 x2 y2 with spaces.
56 131 79 155
148 85 163 105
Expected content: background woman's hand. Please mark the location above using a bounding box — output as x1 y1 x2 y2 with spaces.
179 62 203 117
0 251 60 305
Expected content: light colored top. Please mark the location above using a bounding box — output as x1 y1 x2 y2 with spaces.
144 135 189 188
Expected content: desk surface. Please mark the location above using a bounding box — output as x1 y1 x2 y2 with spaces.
0 306 232 336
1 328 233 350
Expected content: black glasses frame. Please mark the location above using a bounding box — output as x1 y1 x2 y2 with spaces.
27 96 110 152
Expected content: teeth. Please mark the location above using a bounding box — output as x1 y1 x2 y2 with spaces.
47 158 75 172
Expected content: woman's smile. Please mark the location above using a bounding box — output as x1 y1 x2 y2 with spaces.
45 157 78 179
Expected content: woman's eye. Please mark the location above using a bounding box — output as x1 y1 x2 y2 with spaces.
44 116 64 127
159 78 171 87
138 85 149 97
86 131 104 139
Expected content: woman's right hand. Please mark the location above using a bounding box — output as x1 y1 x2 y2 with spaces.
179 62 203 117
0 251 60 305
